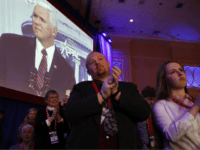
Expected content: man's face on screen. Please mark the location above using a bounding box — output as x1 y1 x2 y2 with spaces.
32 5 54 42
86 52 110 79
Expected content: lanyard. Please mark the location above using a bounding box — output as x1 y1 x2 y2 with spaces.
46 107 57 131
146 114 154 136
92 81 111 106
172 97 198 112
20 142 34 150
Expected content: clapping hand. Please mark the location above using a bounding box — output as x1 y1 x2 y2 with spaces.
100 66 122 99
110 66 122 94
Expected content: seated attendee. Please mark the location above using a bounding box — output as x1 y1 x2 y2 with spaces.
10 124 34 150
138 86 156 149
17 108 37 143
65 52 151 149
153 61 200 150
34 90 69 149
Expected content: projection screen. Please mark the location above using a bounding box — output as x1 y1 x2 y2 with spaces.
0 0 93 101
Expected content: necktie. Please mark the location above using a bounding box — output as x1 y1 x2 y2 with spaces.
102 99 118 136
36 49 47 90
92 81 118 136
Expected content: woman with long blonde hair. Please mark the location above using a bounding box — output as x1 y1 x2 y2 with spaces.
17 108 37 143
153 61 200 149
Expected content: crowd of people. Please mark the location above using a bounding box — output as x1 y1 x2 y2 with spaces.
5 52 200 150
0 1 199 150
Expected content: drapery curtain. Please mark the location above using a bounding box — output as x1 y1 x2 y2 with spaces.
0 97 44 149
98 34 113 69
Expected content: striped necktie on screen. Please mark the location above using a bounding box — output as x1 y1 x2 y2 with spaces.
36 49 47 90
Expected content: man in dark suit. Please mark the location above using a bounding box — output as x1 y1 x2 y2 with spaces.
65 52 151 149
0 1 75 100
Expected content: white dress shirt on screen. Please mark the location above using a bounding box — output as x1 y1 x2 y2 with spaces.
153 94 200 150
35 38 55 72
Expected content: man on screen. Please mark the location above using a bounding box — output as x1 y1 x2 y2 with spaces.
0 1 75 100
65 52 151 149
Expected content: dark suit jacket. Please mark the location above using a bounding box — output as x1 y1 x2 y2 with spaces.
0 33 75 100
65 81 151 149
34 107 69 149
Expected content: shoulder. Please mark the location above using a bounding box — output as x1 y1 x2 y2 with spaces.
9 144 20 149
73 81 92 88
119 81 137 89
153 100 170 113
36 108 46 115
1 33 32 41
19 122 26 127
0 33 34 47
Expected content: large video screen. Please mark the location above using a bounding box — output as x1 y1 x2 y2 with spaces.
0 0 93 101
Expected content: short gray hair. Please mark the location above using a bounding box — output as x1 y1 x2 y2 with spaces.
35 1 58 28
21 124 34 134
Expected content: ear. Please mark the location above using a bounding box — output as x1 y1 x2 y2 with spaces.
52 27 57 37
108 62 110 68
87 69 91 75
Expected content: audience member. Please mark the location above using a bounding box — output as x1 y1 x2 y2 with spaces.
10 124 34 150
34 90 69 149
65 52 151 149
17 108 37 143
138 86 156 149
153 61 200 149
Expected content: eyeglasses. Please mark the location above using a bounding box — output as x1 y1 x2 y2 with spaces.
48 96 59 99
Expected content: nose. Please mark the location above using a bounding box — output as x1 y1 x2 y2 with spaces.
95 60 100 65
177 71 183 76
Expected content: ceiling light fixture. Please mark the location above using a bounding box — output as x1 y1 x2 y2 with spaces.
130 19 134 22
102 32 107 37
108 38 112 43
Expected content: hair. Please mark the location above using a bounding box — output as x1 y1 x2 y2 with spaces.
155 61 188 102
142 86 156 98
45 90 58 100
21 124 34 135
35 1 58 28
24 108 37 124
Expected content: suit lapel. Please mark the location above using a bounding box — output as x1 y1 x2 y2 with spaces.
26 37 36 71
49 47 59 78
84 82 101 130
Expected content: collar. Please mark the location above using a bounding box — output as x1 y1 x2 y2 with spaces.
93 79 103 85
47 106 55 111
93 79 103 91
21 141 33 150
171 94 192 105
36 38 55 60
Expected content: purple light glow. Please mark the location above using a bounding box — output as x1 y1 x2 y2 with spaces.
98 34 112 70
